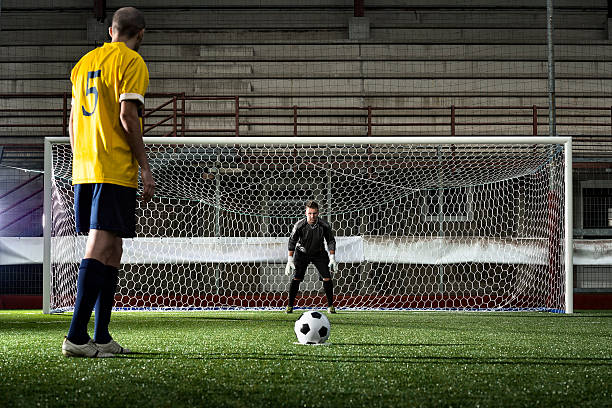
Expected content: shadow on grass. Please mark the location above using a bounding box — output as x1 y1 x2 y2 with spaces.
332 342 469 347
115 342 470 360
116 349 612 368
117 343 612 367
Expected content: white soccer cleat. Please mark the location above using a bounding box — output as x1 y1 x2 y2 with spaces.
62 337 114 358
95 339 132 354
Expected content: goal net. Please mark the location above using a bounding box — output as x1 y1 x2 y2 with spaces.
44 136 572 313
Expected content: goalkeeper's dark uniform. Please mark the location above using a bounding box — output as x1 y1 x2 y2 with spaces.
288 218 336 280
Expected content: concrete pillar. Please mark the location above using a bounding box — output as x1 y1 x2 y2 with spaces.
87 18 109 45
349 17 370 40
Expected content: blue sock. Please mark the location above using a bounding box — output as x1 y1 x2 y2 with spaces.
93 265 119 344
66 258 105 345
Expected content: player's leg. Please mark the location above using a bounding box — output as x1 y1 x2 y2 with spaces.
89 183 136 353
323 280 336 313
66 229 118 340
64 228 119 357
65 184 110 347
64 183 134 356
83 228 122 266
94 259 131 353
287 253 307 313
92 235 121 345
313 252 335 313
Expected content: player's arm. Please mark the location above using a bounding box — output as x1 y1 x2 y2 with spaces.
285 250 296 275
286 224 299 275
119 100 155 201
288 223 300 253
324 222 336 252
69 65 78 154
68 104 75 153
324 223 338 271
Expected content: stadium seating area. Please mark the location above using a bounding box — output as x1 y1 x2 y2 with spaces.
2 1 611 142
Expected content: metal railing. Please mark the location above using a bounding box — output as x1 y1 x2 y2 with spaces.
1 93 612 139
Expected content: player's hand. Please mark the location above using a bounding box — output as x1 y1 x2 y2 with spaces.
328 255 338 272
140 168 155 202
285 257 296 276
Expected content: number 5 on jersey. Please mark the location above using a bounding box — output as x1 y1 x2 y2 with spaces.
82 70 101 117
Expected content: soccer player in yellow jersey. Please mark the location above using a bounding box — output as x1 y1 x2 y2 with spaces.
62 7 155 358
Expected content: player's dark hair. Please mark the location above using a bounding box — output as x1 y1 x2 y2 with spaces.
112 7 145 39
305 200 319 210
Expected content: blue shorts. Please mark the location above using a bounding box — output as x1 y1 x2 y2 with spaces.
74 183 137 238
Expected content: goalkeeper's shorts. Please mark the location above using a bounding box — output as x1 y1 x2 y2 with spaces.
74 183 137 238
293 251 331 280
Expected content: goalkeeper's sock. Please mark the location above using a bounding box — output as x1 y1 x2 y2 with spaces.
67 258 105 345
93 265 119 345
288 279 300 307
323 280 334 307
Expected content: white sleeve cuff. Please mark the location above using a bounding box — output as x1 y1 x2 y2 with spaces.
119 93 145 105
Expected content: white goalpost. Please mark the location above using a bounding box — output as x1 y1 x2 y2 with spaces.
43 136 573 313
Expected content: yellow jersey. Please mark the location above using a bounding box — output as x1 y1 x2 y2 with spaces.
70 41 149 188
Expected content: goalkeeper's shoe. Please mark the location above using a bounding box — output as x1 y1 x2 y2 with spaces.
285 306 293 314
327 305 337 314
95 339 132 354
62 337 114 358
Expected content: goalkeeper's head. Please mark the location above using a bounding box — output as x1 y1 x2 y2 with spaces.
305 200 319 225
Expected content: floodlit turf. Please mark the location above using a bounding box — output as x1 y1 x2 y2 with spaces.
0 310 611 407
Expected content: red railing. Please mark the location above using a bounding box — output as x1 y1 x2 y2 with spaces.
146 96 612 138
1 93 612 138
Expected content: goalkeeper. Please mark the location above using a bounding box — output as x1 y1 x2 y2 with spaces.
285 200 337 314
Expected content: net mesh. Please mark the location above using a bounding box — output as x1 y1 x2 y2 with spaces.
48 138 568 312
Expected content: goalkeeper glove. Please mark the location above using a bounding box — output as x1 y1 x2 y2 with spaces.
328 254 338 272
285 256 296 276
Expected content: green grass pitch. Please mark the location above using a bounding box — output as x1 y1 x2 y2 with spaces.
1 309 611 407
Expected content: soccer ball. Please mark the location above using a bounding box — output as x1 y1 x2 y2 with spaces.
294 311 331 344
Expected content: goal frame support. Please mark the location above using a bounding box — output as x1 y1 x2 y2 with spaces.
43 136 573 314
